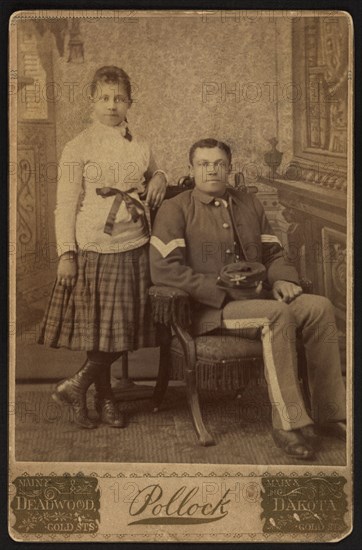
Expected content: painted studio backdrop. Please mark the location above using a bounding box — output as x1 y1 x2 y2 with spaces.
14 13 348 380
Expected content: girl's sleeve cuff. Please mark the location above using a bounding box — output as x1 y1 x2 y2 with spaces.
57 243 78 257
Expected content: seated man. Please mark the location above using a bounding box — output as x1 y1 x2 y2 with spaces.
150 138 346 460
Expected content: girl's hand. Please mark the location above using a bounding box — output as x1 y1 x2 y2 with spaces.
57 253 78 289
143 173 167 209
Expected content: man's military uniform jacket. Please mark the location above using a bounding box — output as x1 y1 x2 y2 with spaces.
150 187 300 334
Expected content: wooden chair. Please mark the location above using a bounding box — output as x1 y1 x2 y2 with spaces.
149 175 312 446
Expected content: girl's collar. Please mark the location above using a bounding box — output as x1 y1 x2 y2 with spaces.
92 117 130 138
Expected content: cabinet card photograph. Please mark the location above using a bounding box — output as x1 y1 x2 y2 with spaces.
9 9 353 542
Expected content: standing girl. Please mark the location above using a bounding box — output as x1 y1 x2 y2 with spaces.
39 66 167 429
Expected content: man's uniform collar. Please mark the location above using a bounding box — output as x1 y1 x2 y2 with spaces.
192 188 216 204
192 186 244 206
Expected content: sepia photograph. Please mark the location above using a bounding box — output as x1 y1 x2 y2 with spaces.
9 9 353 542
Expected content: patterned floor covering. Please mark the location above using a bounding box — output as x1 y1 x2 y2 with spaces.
14 383 346 465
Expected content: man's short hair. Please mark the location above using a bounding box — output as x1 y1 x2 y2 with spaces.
189 138 232 165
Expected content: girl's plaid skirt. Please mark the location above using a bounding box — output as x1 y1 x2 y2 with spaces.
38 246 156 352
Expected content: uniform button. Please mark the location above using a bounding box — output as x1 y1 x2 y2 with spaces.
214 200 220 207
226 249 232 254
235 255 240 260
222 222 230 229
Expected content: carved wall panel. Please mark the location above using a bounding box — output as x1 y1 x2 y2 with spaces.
16 123 58 323
321 227 346 319
304 18 348 156
16 22 58 325
17 131 50 277
291 16 349 192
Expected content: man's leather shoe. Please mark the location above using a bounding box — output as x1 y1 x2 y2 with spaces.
299 424 319 448
272 428 315 460
319 421 346 441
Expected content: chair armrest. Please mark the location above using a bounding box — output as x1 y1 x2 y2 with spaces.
149 278 313 328
149 285 192 328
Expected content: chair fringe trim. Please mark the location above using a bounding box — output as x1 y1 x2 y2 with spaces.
150 294 191 328
170 352 264 391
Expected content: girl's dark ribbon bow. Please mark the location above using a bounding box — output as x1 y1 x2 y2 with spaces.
96 186 146 235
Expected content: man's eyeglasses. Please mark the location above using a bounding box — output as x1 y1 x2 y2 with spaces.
196 161 227 169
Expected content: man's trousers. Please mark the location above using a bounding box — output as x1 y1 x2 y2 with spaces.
221 294 346 431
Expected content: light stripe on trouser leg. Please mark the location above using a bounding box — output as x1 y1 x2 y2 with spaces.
261 320 313 430
261 321 292 431
221 299 314 431
287 294 346 424
222 317 291 430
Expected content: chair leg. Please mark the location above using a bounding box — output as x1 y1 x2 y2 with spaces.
153 326 172 411
173 325 215 446
153 341 171 412
112 352 154 401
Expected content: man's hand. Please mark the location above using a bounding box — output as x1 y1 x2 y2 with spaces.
272 280 303 303
142 173 167 209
